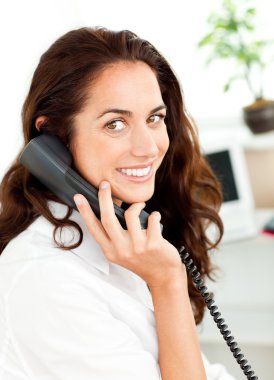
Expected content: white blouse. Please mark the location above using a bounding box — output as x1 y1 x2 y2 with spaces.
0 200 236 380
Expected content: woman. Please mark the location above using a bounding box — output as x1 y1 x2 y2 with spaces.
0 27 235 379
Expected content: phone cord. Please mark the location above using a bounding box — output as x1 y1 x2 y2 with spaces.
178 246 258 380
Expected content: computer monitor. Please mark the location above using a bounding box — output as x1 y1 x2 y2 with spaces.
202 139 257 244
206 150 239 203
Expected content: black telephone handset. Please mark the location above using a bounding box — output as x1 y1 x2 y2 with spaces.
19 133 163 233
19 133 258 380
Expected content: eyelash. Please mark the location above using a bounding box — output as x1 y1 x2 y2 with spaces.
104 113 166 133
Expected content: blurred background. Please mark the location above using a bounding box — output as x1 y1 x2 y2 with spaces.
0 0 273 378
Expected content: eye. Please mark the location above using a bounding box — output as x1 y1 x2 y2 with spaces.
104 119 126 133
148 114 166 124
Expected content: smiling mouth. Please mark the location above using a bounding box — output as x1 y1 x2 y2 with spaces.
117 164 152 177
116 165 153 182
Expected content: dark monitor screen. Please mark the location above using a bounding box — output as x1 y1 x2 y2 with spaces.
205 150 239 203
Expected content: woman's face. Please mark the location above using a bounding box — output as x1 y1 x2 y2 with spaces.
71 61 170 206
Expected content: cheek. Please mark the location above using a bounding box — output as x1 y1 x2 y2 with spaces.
73 138 122 175
71 138 99 176
159 128 170 154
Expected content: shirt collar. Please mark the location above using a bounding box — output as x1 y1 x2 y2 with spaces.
47 201 110 275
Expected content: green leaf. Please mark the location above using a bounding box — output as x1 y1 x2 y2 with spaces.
224 82 231 92
242 20 255 31
197 33 214 47
227 19 238 31
246 7 256 16
223 73 242 93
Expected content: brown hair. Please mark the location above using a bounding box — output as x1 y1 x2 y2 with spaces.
0 27 223 324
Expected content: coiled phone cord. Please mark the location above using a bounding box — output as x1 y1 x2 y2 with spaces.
178 246 258 380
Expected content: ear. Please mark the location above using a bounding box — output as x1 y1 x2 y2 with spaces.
35 116 47 131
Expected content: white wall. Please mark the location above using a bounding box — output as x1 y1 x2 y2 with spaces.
1 0 274 179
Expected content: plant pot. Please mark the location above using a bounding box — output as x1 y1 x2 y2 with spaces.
243 99 274 134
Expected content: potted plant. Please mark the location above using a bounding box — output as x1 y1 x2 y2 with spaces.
198 0 274 134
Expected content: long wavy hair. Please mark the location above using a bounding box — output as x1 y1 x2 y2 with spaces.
0 27 223 324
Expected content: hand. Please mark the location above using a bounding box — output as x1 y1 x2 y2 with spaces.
73 181 186 289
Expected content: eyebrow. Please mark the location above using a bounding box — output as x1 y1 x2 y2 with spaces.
97 104 167 119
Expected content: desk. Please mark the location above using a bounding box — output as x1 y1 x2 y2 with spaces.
198 209 274 380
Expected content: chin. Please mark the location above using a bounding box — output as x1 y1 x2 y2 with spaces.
118 192 154 206
111 181 155 205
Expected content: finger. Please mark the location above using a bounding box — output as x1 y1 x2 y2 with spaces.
73 193 111 250
97 181 125 240
146 211 163 244
124 202 147 247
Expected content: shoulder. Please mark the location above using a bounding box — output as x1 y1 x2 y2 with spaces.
0 214 65 266
1 199 83 265
0 214 103 299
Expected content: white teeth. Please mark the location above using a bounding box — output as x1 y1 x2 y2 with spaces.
120 166 151 177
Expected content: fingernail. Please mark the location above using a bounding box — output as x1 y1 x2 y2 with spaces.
100 181 109 190
74 194 83 206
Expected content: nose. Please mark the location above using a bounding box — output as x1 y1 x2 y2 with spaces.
130 125 159 158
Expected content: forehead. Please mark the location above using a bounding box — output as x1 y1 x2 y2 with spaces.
85 61 163 108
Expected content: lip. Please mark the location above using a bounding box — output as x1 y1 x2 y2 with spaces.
117 161 154 170
116 165 154 183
